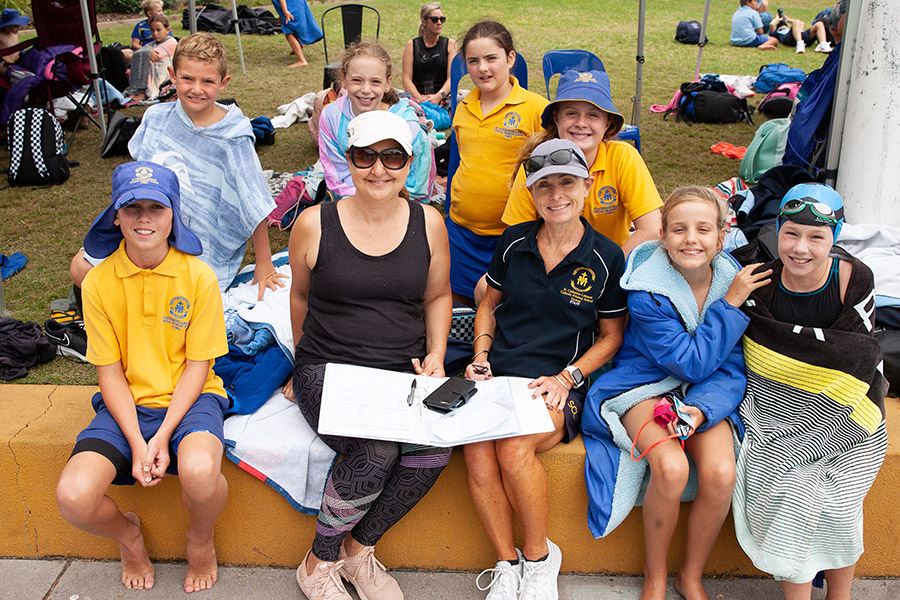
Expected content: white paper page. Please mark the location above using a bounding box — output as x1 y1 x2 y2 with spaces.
319 364 441 443
426 378 521 444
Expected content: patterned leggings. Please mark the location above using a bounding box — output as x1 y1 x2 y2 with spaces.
295 362 452 561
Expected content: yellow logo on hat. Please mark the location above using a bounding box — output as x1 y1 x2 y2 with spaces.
130 166 158 185
574 72 597 83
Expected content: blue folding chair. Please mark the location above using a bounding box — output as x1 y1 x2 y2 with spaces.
446 53 528 207
541 49 641 154
542 49 605 98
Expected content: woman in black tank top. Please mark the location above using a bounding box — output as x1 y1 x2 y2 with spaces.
286 110 452 600
401 3 458 106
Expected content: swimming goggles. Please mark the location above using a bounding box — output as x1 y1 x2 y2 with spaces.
778 198 843 224
523 148 588 177
348 146 410 170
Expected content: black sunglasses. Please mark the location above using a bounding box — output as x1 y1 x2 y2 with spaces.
348 146 410 170
523 148 588 177
427 15 446 23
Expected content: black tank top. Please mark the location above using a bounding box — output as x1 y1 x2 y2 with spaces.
294 200 431 371
769 258 842 328
412 36 449 95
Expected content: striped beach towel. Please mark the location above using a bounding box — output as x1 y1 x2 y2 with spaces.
733 249 888 583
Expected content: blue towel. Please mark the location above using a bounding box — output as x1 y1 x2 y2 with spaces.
0 252 27 279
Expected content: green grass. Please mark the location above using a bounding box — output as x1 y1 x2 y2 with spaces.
0 0 829 385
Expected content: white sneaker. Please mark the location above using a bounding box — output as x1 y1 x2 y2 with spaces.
476 550 523 600
796 40 806 54
519 539 562 600
815 41 833 53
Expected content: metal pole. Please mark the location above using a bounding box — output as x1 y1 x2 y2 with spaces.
633 0 646 129
188 0 198 34
694 0 711 81
231 0 246 74
824 0 862 188
80 0 106 142
0 276 7 316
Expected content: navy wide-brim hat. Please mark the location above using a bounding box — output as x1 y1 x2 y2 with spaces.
0 8 31 30
84 161 203 259
541 70 625 139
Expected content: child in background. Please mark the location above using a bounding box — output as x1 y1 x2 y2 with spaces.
123 0 164 63
56 161 229 594
124 14 177 103
730 0 778 50
271 0 323 67
0 8 30 78
581 188 771 600
318 40 434 202
447 20 546 304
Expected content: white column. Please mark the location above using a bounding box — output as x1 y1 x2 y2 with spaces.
835 0 900 226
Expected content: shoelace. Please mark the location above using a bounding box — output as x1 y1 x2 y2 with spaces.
519 560 549 600
313 559 348 600
349 547 388 585
476 562 520 597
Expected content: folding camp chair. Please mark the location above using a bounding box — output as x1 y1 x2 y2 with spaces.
0 0 108 153
320 3 380 89
445 52 528 208
541 49 641 153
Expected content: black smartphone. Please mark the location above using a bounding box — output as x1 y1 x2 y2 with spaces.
422 378 477 413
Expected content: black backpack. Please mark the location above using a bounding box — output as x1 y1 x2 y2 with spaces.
675 20 708 45
6 107 70 186
667 77 754 125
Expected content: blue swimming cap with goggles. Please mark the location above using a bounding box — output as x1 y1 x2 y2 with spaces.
777 182 844 240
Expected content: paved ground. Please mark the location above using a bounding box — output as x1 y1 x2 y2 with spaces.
2 559 899 600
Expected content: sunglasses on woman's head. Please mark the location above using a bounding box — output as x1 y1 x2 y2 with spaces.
523 148 588 177
349 146 410 170
778 198 842 224
427 15 446 23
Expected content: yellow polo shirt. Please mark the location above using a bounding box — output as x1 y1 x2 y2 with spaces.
502 140 663 247
450 77 547 236
82 242 228 409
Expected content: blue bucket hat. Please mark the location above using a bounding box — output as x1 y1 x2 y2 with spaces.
0 8 31 29
84 161 203 259
777 182 844 240
541 70 625 139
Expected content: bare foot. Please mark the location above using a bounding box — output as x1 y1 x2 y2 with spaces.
184 528 218 593
638 576 668 600
675 572 710 600
120 512 154 590
288 60 308 68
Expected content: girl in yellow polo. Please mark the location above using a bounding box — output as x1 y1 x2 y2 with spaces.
504 70 662 258
447 20 546 303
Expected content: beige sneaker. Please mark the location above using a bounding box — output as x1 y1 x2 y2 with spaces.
338 544 404 600
296 551 352 600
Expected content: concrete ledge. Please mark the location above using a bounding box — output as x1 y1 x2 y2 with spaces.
2 385 898 575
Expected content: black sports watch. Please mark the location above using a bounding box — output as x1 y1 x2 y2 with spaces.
564 365 584 388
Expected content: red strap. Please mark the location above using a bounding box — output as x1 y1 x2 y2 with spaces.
630 409 684 462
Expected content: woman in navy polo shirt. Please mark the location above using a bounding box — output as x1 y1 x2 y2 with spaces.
464 139 627 600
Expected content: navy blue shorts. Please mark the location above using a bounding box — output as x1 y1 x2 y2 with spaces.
446 216 500 299
71 391 228 485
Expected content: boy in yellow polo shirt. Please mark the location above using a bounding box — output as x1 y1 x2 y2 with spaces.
56 161 229 594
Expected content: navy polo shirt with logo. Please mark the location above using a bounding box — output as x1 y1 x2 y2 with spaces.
485 218 627 378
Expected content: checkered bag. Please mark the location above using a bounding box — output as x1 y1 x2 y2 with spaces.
7 107 70 186
450 306 476 342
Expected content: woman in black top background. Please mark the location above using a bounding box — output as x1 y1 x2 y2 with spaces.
402 2 458 107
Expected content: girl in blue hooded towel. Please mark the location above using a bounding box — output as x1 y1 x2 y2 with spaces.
581 187 770 600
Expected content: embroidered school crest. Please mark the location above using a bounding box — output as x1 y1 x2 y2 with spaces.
164 296 191 330
560 267 596 306
503 112 521 129
592 185 619 216
574 72 597 84
130 165 158 185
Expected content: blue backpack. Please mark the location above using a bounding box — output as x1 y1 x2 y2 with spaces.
675 21 708 45
755 63 806 94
